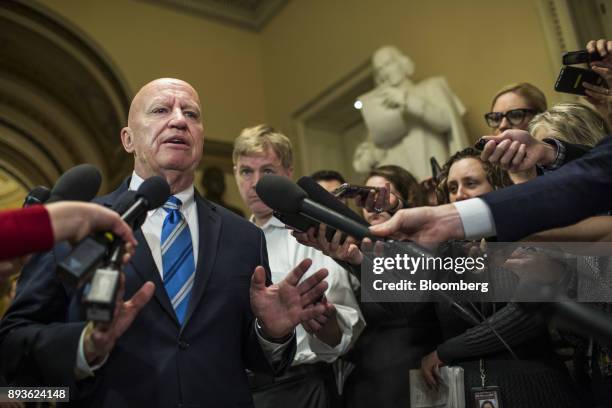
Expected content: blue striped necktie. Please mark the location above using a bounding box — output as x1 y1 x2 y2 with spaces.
161 196 195 325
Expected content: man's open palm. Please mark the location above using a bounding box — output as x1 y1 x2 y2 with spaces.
250 258 328 339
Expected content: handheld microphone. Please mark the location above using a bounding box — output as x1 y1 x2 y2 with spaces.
297 176 369 242
57 176 170 287
23 186 51 207
47 164 102 203
256 175 375 241
297 176 369 226
82 177 170 322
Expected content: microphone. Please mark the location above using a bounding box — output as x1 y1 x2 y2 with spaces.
120 176 170 226
57 176 171 287
256 175 375 241
23 186 50 207
297 176 369 226
297 176 369 242
110 190 144 230
81 177 170 322
47 164 102 203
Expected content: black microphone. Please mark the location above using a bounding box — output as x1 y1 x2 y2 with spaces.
57 176 170 287
81 177 170 322
297 176 369 226
297 176 369 242
256 175 375 241
108 190 147 232
23 186 50 207
47 164 102 203
120 176 170 226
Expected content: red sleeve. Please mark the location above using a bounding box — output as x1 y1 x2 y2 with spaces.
0 205 54 261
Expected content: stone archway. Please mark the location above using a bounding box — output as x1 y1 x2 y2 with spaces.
0 0 131 207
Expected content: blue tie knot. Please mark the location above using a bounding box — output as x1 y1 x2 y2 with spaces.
163 196 182 213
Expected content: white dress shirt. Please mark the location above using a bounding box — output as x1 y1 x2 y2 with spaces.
454 198 497 239
255 215 365 365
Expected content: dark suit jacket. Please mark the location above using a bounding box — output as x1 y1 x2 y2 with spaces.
482 137 612 241
0 180 294 407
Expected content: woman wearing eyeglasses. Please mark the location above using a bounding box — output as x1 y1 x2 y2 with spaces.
484 83 547 184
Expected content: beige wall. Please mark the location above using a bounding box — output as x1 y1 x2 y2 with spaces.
261 0 561 149
43 0 268 144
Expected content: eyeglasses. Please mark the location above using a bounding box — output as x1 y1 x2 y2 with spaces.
484 108 539 128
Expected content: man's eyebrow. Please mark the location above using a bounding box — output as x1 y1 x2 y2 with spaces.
146 98 170 108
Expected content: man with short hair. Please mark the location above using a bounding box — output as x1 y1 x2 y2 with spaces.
310 170 346 194
233 124 364 408
0 79 330 408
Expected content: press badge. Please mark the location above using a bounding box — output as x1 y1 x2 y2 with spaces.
470 386 503 408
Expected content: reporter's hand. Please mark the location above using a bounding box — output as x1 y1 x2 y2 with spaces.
46 202 137 263
504 248 565 284
586 38 612 59
480 129 556 171
292 224 363 266
355 182 395 214
301 298 341 347
83 274 155 365
369 204 465 246
585 39 612 126
421 350 444 391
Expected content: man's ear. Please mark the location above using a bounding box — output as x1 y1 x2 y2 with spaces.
121 127 135 153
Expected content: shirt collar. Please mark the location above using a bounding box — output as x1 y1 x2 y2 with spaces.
129 171 195 210
249 214 285 230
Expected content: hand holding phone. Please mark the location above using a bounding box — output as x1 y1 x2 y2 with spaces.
332 183 380 200
562 50 604 65
555 66 607 96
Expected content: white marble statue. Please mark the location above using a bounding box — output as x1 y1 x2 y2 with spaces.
353 45 469 179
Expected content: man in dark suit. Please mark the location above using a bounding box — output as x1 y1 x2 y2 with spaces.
368 129 612 243
0 78 329 407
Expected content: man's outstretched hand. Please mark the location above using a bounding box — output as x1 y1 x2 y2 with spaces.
250 258 329 340
83 274 155 365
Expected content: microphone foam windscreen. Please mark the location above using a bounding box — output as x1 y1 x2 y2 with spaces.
137 176 171 210
48 164 102 203
255 175 307 214
23 186 51 207
297 176 369 226
112 190 146 230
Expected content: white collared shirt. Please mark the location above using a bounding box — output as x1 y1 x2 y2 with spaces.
454 198 497 239
129 172 199 275
254 215 365 365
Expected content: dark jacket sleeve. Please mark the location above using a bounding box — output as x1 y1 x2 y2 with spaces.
561 140 591 164
0 246 89 392
436 303 545 364
482 137 612 241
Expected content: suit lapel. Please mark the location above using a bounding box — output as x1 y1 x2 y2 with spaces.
181 195 221 330
98 179 180 327
130 228 179 326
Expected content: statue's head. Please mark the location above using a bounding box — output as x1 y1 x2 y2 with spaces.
372 46 415 87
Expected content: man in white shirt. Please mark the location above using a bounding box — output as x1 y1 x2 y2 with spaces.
233 124 364 408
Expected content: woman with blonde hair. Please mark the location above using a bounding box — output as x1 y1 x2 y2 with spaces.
528 102 610 147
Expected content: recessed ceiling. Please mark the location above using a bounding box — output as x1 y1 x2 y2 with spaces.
140 0 291 31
